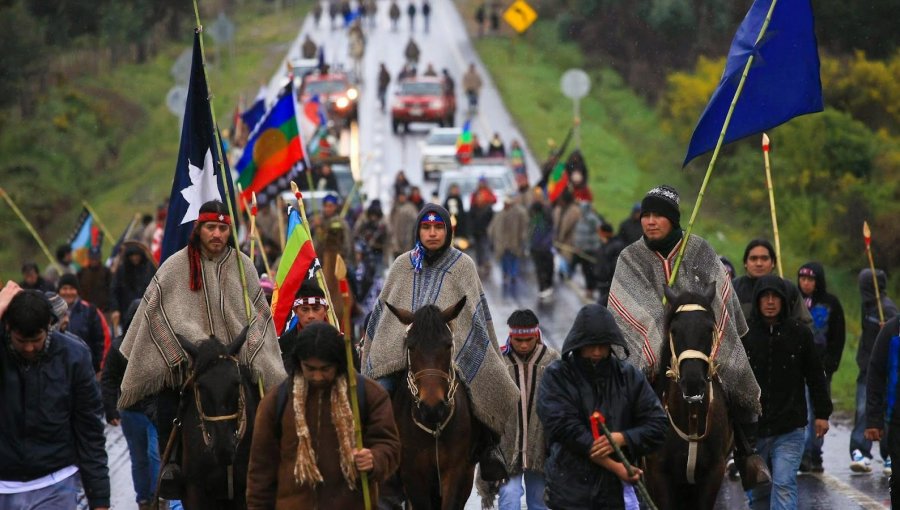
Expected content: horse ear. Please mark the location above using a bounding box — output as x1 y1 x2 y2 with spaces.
385 300 414 325
441 296 467 323
702 282 717 306
176 334 198 362
229 326 249 357
663 286 679 307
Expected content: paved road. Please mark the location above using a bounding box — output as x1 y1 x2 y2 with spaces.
103 2 891 509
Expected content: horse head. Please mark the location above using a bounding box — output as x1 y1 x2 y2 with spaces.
386 297 466 428
176 327 249 467
663 285 717 404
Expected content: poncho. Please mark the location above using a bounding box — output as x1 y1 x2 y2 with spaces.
118 246 287 408
361 247 518 434
608 235 761 414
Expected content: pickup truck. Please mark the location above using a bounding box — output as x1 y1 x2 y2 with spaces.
391 77 456 134
299 72 359 123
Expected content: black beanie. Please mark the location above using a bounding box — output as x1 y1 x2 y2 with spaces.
58 273 80 292
641 185 681 228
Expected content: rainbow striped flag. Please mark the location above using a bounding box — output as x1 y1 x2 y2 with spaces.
69 207 103 269
456 120 474 163
546 162 569 203
270 206 320 335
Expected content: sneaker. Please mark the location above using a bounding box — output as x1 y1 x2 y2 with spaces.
726 458 740 481
884 458 892 477
850 449 873 473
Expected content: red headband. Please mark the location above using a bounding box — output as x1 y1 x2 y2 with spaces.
509 326 540 337
197 212 231 225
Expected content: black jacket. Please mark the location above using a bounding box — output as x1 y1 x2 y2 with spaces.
866 315 900 429
733 274 813 331
109 243 156 314
798 262 846 375
0 331 110 508
538 305 666 509
857 268 899 380
742 275 832 438
67 298 108 373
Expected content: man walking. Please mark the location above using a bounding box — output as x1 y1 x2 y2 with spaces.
488 196 529 298
463 63 483 112
57 273 110 376
732 239 813 330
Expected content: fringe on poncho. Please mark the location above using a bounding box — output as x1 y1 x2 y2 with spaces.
118 247 287 408
361 247 518 434
608 235 761 415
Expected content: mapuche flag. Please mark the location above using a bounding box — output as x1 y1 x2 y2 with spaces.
271 206 320 335
546 162 569 203
683 0 823 166
161 32 236 263
235 83 305 207
69 207 103 270
456 120 474 163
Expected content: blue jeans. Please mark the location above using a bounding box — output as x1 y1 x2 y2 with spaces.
121 410 160 503
804 375 831 463
747 427 805 510
851 380 889 461
500 251 520 296
498 470 547 510
0 473 79 510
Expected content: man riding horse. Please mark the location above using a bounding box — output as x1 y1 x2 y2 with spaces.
361 203 517 482
608 185 771 489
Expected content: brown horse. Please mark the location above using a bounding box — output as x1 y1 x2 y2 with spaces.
384 297 478 510
173 330 259 510
644 286 733 510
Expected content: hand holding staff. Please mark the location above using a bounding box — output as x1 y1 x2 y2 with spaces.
591 411 657 510
864 221 885 325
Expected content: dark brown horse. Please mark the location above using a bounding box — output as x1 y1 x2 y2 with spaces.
644 286 733 510
384 297 477 510
174 330 259 510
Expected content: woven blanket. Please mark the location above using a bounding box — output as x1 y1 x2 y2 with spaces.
361 247 518 433
608 235 761 414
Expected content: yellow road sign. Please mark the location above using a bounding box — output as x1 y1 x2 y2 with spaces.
503 0 538 34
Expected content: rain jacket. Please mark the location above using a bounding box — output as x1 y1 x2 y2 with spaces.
866 315 900 428
537 305 667 509
797 262 846 375
858 268 899 381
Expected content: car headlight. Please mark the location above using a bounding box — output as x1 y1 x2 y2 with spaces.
346 88 359 100
336 97 350 109
430 99 444 109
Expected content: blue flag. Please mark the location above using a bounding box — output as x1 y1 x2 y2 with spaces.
161 33 236 263
683 0 823 166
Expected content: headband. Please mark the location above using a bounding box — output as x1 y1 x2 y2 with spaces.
197 212 231 225
509 326 540 337
420 212 445 224
293 297 328 308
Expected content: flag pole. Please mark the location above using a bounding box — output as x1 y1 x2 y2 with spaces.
668 0 780 288
275 195 287 250
335 254 372 510
761 133 783 277
291 181 340 327
249 192 274 277
81 200 116 247
191 0 252 322
0 187 62 272
864 221 885 325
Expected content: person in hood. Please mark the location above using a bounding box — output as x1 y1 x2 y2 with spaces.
742 275 831 509
537 304 666 509
732 239 813 331
852 268 899 473
864 310 900 505
361 203 518 484
796 262 845 473
109 241 156 327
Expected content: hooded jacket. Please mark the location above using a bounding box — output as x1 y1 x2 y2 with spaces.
797 262 846 375
742 275 832 438
866 315 900 429
537 305 666 509
857 268 899 379
109 242 156 314
733 273 813 332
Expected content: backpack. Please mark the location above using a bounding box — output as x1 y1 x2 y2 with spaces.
274 372 368 440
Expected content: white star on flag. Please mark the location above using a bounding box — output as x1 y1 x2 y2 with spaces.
180 148 220 225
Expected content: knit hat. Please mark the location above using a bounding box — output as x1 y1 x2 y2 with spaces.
641 185 681 228
58 273 80 292
44 292 68 328
323 194 339 205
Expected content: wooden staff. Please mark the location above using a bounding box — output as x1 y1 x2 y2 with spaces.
761 134 783 277
335 254 371 510
290 181 339 326
250 193 274 277
81 200 116 248
592 411 657 510
276 195 287 250
0 187 61 272
249 192 258 262
864 221 885 325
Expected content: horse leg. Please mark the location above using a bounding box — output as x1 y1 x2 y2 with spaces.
441 461 475 510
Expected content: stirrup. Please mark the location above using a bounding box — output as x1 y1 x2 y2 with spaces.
738 453 772 491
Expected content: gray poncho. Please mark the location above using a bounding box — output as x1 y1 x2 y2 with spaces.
118 246 287 408
608 235 761 414
361 247 518 434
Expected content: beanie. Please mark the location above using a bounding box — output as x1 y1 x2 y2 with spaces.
641 185 681 228
58 273 80 292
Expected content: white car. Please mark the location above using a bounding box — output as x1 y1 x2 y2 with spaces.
436 162 518 214
421 127 462 180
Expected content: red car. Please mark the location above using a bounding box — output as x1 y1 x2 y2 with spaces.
391 77 456 133
299 72 359 123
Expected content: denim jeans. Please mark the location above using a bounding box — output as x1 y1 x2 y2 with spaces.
0 473 79 510
498 470 547 510
121 410 160 503
500 251 520 296
851 380 890 461
804 375 832 463
747 427 805 510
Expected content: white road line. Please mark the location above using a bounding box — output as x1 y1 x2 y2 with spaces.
813 473 889 509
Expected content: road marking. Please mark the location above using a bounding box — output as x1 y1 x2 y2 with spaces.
813 473 889 509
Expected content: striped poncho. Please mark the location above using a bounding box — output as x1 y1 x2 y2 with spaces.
608 234 761 414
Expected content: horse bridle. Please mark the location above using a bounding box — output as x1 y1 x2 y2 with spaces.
186 354 249 449
662 303 719 485
406 348 459 437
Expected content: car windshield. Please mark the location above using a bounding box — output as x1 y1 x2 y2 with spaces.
427 133 459 146
400 81 443 96
304 80 348 95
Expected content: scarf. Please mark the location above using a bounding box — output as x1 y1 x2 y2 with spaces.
292 373 358 489
643 228 683 256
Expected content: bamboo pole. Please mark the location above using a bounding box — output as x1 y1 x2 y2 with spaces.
592 412 657 510
249 192 258 262
275 195 287 251
864 221 885 325
0 187 61 272
191 0 252 322
81 200 116 248
668 0 780 288
335 254 371 510
761 134 783 277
